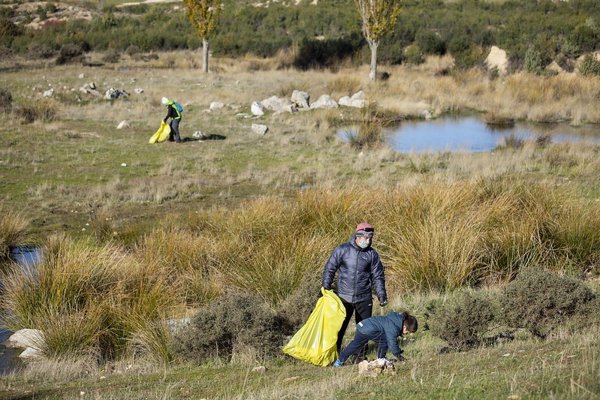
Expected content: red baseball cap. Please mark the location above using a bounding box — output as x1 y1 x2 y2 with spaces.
355 222 374 232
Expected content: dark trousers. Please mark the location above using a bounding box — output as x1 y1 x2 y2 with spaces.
169 118 181 143
338 329 388 363
337 299 372 357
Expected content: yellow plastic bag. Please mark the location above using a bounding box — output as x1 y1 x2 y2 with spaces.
149 121 171 144
282 288 346 366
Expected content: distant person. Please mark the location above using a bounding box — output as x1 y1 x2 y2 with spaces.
322 222 388 357
333 311 418 367
161 97 183 143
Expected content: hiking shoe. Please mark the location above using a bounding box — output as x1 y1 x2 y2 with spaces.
333 359 343 368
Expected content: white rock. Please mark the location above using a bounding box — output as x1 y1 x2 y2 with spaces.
251 124 268 135
134 88 144 94
117 120 129 129
78 73 85 79
310 94 338 109
291 90 310 109
209 101 225 111
485 46 509 75
250 101 265 116
4 329 44 349
19 346 43 360
43 88 54 97
260 96 295 113
121 163 127 167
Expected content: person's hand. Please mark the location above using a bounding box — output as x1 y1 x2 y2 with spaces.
379 299 387 307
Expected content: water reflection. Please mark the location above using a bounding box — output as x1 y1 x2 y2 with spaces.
384 117 600 153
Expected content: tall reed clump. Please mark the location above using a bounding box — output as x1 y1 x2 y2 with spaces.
376 183 490 291
0 234 179 362
374 180 594 291
132 225 221 307
203 197 340 307
349 104 389 150
0 209 28 263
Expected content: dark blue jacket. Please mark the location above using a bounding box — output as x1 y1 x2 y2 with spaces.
357 312 405 357
322 233 387 304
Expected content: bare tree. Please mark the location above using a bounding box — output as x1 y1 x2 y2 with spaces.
354 0 401 80
183 0 221 73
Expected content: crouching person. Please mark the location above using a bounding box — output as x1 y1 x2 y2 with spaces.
333 312 418 367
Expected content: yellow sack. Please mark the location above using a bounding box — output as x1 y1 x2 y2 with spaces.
149 121 171 144
282 288 346 366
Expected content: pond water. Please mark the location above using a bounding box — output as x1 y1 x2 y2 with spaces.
340 117 600 153
0 246 42 375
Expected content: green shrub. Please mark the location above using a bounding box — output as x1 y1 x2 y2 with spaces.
578 54 600 76
0 87 13 114
429 291 497 350
55 44 84 65
404 44 424 65
102 49 121 64
415 30 446 56
172 292 288 363
27 43 56 59
501 269 595 339
524 46 544 74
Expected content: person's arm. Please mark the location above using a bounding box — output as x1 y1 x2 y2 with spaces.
385 325 403 358
370 252 387 305
322 246 342 290
163 105 172 123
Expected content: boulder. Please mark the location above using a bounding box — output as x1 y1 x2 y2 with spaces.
339 91 366 108
209 101 225 111
260 96 296 113
485 46 509 75
310 94 338 109
79 82 101 97
291 90 310 109
4 329 44 349
251 124 268 135
251 101 265 116
19 346 43 360
104 88 129 100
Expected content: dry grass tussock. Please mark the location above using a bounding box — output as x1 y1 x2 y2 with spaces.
0 209 29 260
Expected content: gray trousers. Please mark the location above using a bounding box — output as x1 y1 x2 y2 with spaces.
169 118 181 142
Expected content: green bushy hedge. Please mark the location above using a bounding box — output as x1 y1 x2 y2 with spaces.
3 0 598 71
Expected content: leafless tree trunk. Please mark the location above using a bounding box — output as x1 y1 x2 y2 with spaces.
202 38 209 73
369 40 378 81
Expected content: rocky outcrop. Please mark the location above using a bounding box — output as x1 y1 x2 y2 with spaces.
485 46 509 75
339 90 366 108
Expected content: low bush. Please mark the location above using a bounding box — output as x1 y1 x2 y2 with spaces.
578 54 600 76
172 292 288 363
55 44 84 65
501 268 595 339
15 99 58 124
0 87 13 114
276 270 322 331
429 291 497 350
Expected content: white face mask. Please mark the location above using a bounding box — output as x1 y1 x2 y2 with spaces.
356 237 371 249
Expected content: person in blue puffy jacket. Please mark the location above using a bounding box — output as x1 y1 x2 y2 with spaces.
333 311 418 367
322 222 388 355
